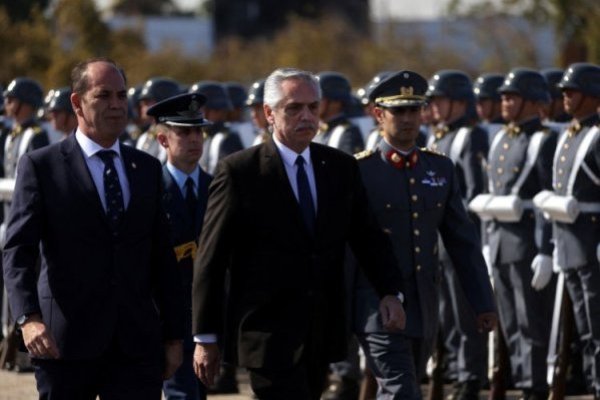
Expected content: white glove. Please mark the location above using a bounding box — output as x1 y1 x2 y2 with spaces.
482 245 492 276
531 254 553 291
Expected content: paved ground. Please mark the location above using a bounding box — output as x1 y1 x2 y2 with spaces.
1 369 595 400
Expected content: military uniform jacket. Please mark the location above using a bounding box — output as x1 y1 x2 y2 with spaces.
351 141 495 348
136 126 167 163
313 114 365 155
552 114 600 269
192 140 403 370
162 166 212 351
199 121 243 175
487 118 557 265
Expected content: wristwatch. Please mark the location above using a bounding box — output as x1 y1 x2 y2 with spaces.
16 314 31 326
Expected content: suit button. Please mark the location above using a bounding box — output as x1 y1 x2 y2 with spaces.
412 212 419 219
386 203 392 209
414 229 420 236
415 246 421 253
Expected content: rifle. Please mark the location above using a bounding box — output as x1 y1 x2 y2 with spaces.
547 272 573 400
426 329 445 400
488 319 509 400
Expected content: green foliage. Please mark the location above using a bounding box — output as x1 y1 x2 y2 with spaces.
0 0 49 22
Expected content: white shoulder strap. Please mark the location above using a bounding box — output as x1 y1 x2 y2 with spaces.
567 126 600 195
510 131 546 195
328 125 347 149
488 128 507 192
449 127 470 163
18 127 36 158
208 132 226 174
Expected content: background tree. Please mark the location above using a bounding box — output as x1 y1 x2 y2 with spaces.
446 0 600 65
0 0 49 22
110 0 178 16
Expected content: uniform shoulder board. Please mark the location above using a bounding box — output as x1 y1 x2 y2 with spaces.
420 147 444 157
354 149 375 160
32 126 43 135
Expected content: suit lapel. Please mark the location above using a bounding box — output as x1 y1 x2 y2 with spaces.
60 134 107 225
262 140 312 238
310 144 332 239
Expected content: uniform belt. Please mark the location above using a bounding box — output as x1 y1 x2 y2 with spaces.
174 241 198 262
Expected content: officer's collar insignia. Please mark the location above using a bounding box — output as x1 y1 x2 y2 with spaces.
384 149 418 169
505 123 521 137
567 120 581 137
421 170 447 187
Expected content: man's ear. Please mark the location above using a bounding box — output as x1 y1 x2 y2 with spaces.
157 130 169 149
71 92 83 117
264 104 274 126
373 107 385 124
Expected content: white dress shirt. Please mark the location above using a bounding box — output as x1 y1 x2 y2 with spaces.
75 129 130 210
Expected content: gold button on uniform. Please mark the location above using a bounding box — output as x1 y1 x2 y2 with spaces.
497 167 503 174
503 143 509 149
558 169 563 175
386 204 392 209
560 155 566 162
411 195 418 202
564 143 569 149
412 212 419 219
414 229 420 236
557 182 563 189
513 167 520 173
410 178 416 185
415 246 421 253
499 155 505 161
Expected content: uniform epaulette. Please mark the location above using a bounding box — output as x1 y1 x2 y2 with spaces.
354 149 375 160
420 147 444 157
32 126 43 135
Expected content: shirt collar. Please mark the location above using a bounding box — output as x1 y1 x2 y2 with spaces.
272 135 312 169
166 162 200 192
75 128 122 159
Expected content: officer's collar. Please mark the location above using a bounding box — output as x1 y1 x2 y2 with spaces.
514 116 542 134
575 113 600 128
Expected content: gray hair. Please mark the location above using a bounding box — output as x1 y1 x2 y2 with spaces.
263 67 321 108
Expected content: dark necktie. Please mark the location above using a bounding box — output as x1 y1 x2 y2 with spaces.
96 150 124 231
185 177 197 220
295 155 316 234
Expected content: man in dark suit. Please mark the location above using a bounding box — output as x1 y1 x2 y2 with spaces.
192 67 406 400
2 58 184 399
147 92 214 399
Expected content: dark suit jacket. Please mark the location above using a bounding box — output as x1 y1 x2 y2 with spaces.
3 133 184 360
192 140 403 369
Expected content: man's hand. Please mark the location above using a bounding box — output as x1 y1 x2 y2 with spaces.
20 314 60 359
163 340 184 380
476 312 497 332
379 295 406 332
193 342 220 387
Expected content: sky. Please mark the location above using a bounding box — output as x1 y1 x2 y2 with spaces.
94 0 497 20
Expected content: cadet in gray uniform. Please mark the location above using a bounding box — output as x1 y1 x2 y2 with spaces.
189 81 243 175
473 73 505 143
246 79 270 145
350 70 496 400
136 77 182 163
0 77 50 371
426 70 490 398
536 62 600 398
540 68 570 131
313 72 364 155
225 82 256 149
46 87 77 140
475 68 558 400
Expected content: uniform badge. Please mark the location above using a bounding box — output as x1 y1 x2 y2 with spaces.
422 170 447 187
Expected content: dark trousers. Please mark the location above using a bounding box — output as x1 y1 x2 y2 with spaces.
564 262 600 397
33 339 162 400
493 259 555 392
163 337 207 400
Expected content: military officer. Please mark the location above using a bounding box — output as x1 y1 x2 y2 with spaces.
136 77 182 163
313 72 364 155
350 70 496 399
425 70 490 397
189 81 243 176
146 92 213 400
473 73 505 142
475 68 558 400
536 62 600 398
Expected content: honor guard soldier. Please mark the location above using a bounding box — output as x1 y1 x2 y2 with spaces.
471 68 559 399
540 68 570 131
534 62 600 398
126 84 143 143
189 81 243 176
425 70 490 397
136 77 182 163
473 73 505 142
46 87 77 140
349 70 496 399
246 79 270 146
146 92 213 400
0 77 50 371
225 81 255 149
314 72 364 155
